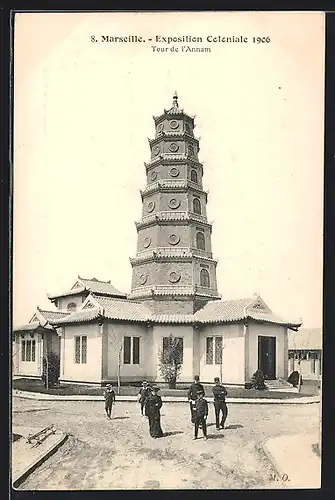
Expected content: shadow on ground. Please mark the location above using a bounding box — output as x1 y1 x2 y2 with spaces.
163 431 184 437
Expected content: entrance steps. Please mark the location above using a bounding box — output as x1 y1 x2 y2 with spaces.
265 378 298 392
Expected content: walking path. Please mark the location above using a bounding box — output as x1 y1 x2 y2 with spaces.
12 425 68 488
13 390 320 405
263 433 321 488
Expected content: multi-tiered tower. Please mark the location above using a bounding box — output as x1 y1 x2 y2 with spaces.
129 93 220 314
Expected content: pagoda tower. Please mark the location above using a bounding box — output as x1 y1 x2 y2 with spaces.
129 93 220 314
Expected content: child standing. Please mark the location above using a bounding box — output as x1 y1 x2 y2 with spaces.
193 390 208 440
137 381 151 416
104 384 116 420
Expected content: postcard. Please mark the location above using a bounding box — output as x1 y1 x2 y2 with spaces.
12 11 323 490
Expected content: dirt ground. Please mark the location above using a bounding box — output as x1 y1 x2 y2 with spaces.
12 398 321 490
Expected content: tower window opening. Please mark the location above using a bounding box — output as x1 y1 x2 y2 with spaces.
190 170 198 183
200 268 210 288
196 232 205 251
193 198 201 214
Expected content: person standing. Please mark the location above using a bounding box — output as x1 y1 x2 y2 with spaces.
138 381 151 416
145 386 164 438
212 377 228 430
187 375 205 424
104 384 116 420
193 390 208 440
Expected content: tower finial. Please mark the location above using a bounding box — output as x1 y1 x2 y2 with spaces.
172 91 178 107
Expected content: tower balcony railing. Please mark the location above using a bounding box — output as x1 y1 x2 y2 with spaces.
195 285 221 298
192 248 213 259
188 212 208 223
153 247 191 256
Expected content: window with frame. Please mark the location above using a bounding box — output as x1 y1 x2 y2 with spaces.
200 268 210 287
75 335 87 363
162 337 184 364
21 339 36 362
190 170 198 183
124 336 140 364
193 198 201 214
206 336 223 365
196 232 205 250
67 302 77 312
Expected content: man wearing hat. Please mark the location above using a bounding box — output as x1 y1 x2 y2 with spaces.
103 384 116 420
137 381 151 416
212 377 228 430
187 375 205 424
193 390 208 440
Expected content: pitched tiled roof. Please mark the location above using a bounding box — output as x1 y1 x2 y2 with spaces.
48 308 101 325
13 321 42 332
42 292 301 329
93 295 152 322
151 314 194 324
48 277 127 300
38 309 68 321
288 328 322 350
48 286 86 299
78 277 127 298
195 298 252 323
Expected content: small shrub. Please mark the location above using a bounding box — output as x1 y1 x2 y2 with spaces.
158 335 182 389
251 369 266 390
42 352 60 388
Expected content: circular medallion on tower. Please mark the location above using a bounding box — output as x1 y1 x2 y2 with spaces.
169 271 181 283
147 201 155 213
169 142 179 153
143 237 151 248
188 144 195 156
139 274 147 285
153 146 161 156
169 167 180 177
169 198 180 210
169 120 178 129
168 234 180 246
150 170 157 181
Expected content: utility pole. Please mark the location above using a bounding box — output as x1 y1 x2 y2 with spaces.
46 353 49 389
117 345 122 395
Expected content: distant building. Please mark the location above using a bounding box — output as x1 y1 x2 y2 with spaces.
288 328 322 380
13 94 301 385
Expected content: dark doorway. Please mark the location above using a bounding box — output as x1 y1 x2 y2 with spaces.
258 336 276 379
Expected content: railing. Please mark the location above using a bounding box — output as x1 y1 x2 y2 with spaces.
192 248 213 259
195 286 221 297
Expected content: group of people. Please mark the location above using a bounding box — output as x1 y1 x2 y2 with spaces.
103 375 228 441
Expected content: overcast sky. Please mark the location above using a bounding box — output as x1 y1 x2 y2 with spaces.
13 12 324 328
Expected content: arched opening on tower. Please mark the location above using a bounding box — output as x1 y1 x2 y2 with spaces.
193 198 201 214
196 232 205 251
191 169 198 183
200 269 210 288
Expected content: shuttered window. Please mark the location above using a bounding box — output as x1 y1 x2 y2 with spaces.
74 336 87 364
124 336 140 364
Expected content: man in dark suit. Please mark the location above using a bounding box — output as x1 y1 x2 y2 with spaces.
193 390 208 440
212 377 228 430
187 375 205 424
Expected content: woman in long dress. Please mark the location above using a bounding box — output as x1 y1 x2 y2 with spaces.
145 386 164 438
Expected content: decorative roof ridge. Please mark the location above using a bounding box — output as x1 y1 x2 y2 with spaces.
37 308 68 316
78 276 112 284
90 293 144 305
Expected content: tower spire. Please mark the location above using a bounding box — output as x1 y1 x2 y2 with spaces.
172 91 178 108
